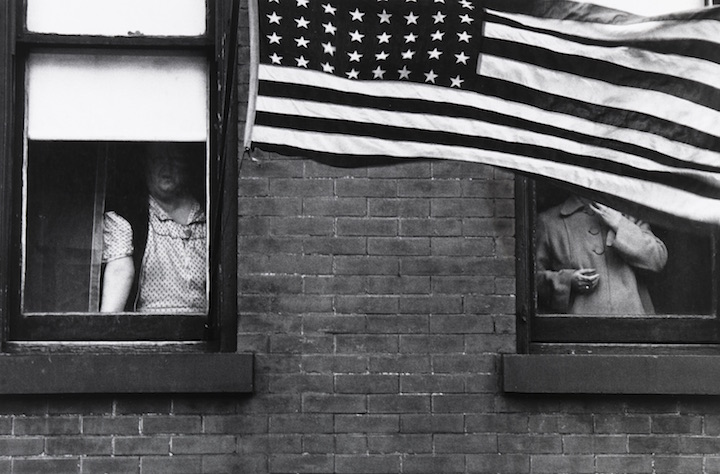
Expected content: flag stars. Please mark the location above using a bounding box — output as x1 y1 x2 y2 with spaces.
427 48 442 59
349 30 365 42
404 32 418 43
349 8 365 21
424 70 438 83
431 30 444 41
375 51 389 60
297 0 309 7
322 41 336 55
295 16 310 28
377 32 391 44
323 22 337 34
348 50 363 62
322 3 336 14
459 0 475 9
267 12 282 24
459 14 474 24
378 9 392 23
457 31 471 42
372 66 386 79
321 62 335 73
398 66 411 79
404 12 419 24
450 75 464 87
295 36 310 48
267 32 282 44
346 69 360 79
432 11 446 23
295 55 309 67
402 49 416 60
269 53 282 64
455 51 470 64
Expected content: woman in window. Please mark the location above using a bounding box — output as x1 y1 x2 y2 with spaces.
536 194 668 315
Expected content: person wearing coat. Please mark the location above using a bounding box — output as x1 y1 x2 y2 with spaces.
536 195 668 314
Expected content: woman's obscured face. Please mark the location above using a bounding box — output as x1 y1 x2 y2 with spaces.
146 154 189 200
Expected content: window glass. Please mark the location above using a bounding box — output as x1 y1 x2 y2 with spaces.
26 0 206 36
23 141 208 314
534 182 713 316
26 52 208 141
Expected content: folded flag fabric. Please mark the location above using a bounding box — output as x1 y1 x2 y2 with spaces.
245 0 720 227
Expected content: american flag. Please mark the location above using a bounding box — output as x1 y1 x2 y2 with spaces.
246 0 720 226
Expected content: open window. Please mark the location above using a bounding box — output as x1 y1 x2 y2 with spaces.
0 0 249 393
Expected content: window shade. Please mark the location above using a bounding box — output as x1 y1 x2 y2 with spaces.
26 53 208 142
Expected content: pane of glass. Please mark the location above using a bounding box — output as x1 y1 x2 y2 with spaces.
534 182 712 316
27 52 208 142
23 141 208 314
26 0 206 36
577 0 705 15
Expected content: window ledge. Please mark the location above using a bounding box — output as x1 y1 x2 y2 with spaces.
0 353 253 394
503 354 720 395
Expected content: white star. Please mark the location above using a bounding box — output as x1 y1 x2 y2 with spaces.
406 0 417 2
323 3 336 15
432 11 446 23
323 22 337 34
460 0 475 9
378 9 392 23
404 32 418 43
322 42 336 55
267 12 282 24
348 50 363 62
295 16 310 28
297 0 309 7
434 0 445 2
321 62 335 73
455 51 470 64
377 32 391 44
295 36 309 48
350 8 365 21
450 75 464 87
424 70 438 83
349 30 365 42
404 12 419 25
375 51 389 60
398 66 411 79
296 55 309 68
459 14 474 24
346 69 360 79
457 31 471 43
427 48 442 59
372 66 386 79
269 53 282 64
267 32 282 44
269 0 279 3
430 30 444 41
401 49 416 60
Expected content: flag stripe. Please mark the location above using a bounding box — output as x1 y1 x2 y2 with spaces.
484 22 720 93
259 66 720 171
251 126 720 223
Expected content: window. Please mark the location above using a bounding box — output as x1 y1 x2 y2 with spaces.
0 1 249 393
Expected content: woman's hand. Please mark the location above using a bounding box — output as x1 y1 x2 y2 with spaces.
590 202 623 231
571 268 599 294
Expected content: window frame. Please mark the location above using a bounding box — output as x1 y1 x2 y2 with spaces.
0 1 240 354
515 176 720 355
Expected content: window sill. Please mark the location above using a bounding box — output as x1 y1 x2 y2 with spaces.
0 352 253 394
503 354 720 395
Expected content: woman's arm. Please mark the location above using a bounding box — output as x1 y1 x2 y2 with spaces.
100 256 135 312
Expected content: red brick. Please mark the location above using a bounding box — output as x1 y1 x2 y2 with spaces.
400 218 463 237
434 434 497 453
399 334 464 353
302 394 367 413
142 415 201 434
367 434 432 453
81 457 140 474
13 458 80 474
401 414 465 434
653 455 703 474
399 180 462 198
369 198 429 218
531 454 596 473
401 454 465 473
335 454 401 473
140 455 203 474
45 436 112 455
368 237 429 255
334 415 400 434
114 436 170 455
334 295 400 314
432 394 495 413
0 436 43 455
366 315 429 334
201 454 266 474
595 455 653 474
83 416 140 435
367 395 431 414
171 435 236 454
268 414 333 434
303 197 367 216
466 454 530 474
431 198 494 217
400 374 465 393
335 374 399 394
269 454 334 473
13 416 81 435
